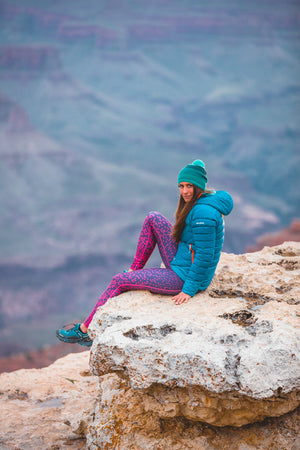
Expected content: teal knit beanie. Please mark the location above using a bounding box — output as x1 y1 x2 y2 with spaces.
177 160 207 190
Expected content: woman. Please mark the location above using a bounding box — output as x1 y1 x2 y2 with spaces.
56 160 233 347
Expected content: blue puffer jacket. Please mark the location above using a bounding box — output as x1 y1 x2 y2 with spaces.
170 190 233 296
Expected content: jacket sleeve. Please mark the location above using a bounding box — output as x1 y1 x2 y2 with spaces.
181 208 217 297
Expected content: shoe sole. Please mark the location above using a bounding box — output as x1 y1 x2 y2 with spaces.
79 340 93 347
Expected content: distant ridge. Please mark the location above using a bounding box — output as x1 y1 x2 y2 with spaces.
247 219 300 252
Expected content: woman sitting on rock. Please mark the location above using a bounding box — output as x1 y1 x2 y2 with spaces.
56 160 233 347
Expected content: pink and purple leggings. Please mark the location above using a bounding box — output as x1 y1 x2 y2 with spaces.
83 211 184 328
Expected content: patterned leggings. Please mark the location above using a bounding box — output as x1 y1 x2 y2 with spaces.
83 211 184 327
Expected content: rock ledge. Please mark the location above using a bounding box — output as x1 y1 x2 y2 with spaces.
89 242 300 427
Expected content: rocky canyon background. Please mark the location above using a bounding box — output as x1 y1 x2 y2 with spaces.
0 0 299 369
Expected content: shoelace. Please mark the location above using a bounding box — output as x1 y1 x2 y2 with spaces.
62 322 88 335
61 322 77 330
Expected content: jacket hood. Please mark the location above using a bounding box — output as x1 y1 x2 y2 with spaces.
197 190 233 216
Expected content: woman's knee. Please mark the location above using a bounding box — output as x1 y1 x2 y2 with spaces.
110 272 124 286
146 211 164 224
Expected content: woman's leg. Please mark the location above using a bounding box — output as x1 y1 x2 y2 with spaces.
130 211 178 270
56 212 180 344
83 268 184 328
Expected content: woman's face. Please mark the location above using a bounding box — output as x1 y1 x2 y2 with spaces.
178 182 194 202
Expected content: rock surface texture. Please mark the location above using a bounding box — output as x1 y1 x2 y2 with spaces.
0 352 97 449
0 242 299 449
87 242 300 448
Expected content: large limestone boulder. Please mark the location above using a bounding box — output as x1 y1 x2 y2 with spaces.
0 349 299 450
87 242 300 446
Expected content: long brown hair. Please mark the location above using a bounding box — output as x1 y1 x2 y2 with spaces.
172 185 212 243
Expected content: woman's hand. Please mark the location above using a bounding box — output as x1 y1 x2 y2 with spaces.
172 291 191 305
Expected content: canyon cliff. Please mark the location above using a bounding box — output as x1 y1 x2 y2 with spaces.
0 242 299 449
247 219 300 252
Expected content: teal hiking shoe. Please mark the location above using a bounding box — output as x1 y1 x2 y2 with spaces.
56 323 92 347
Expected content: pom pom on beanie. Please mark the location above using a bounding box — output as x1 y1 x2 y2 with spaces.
192 159 205 169
177 160 207 190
